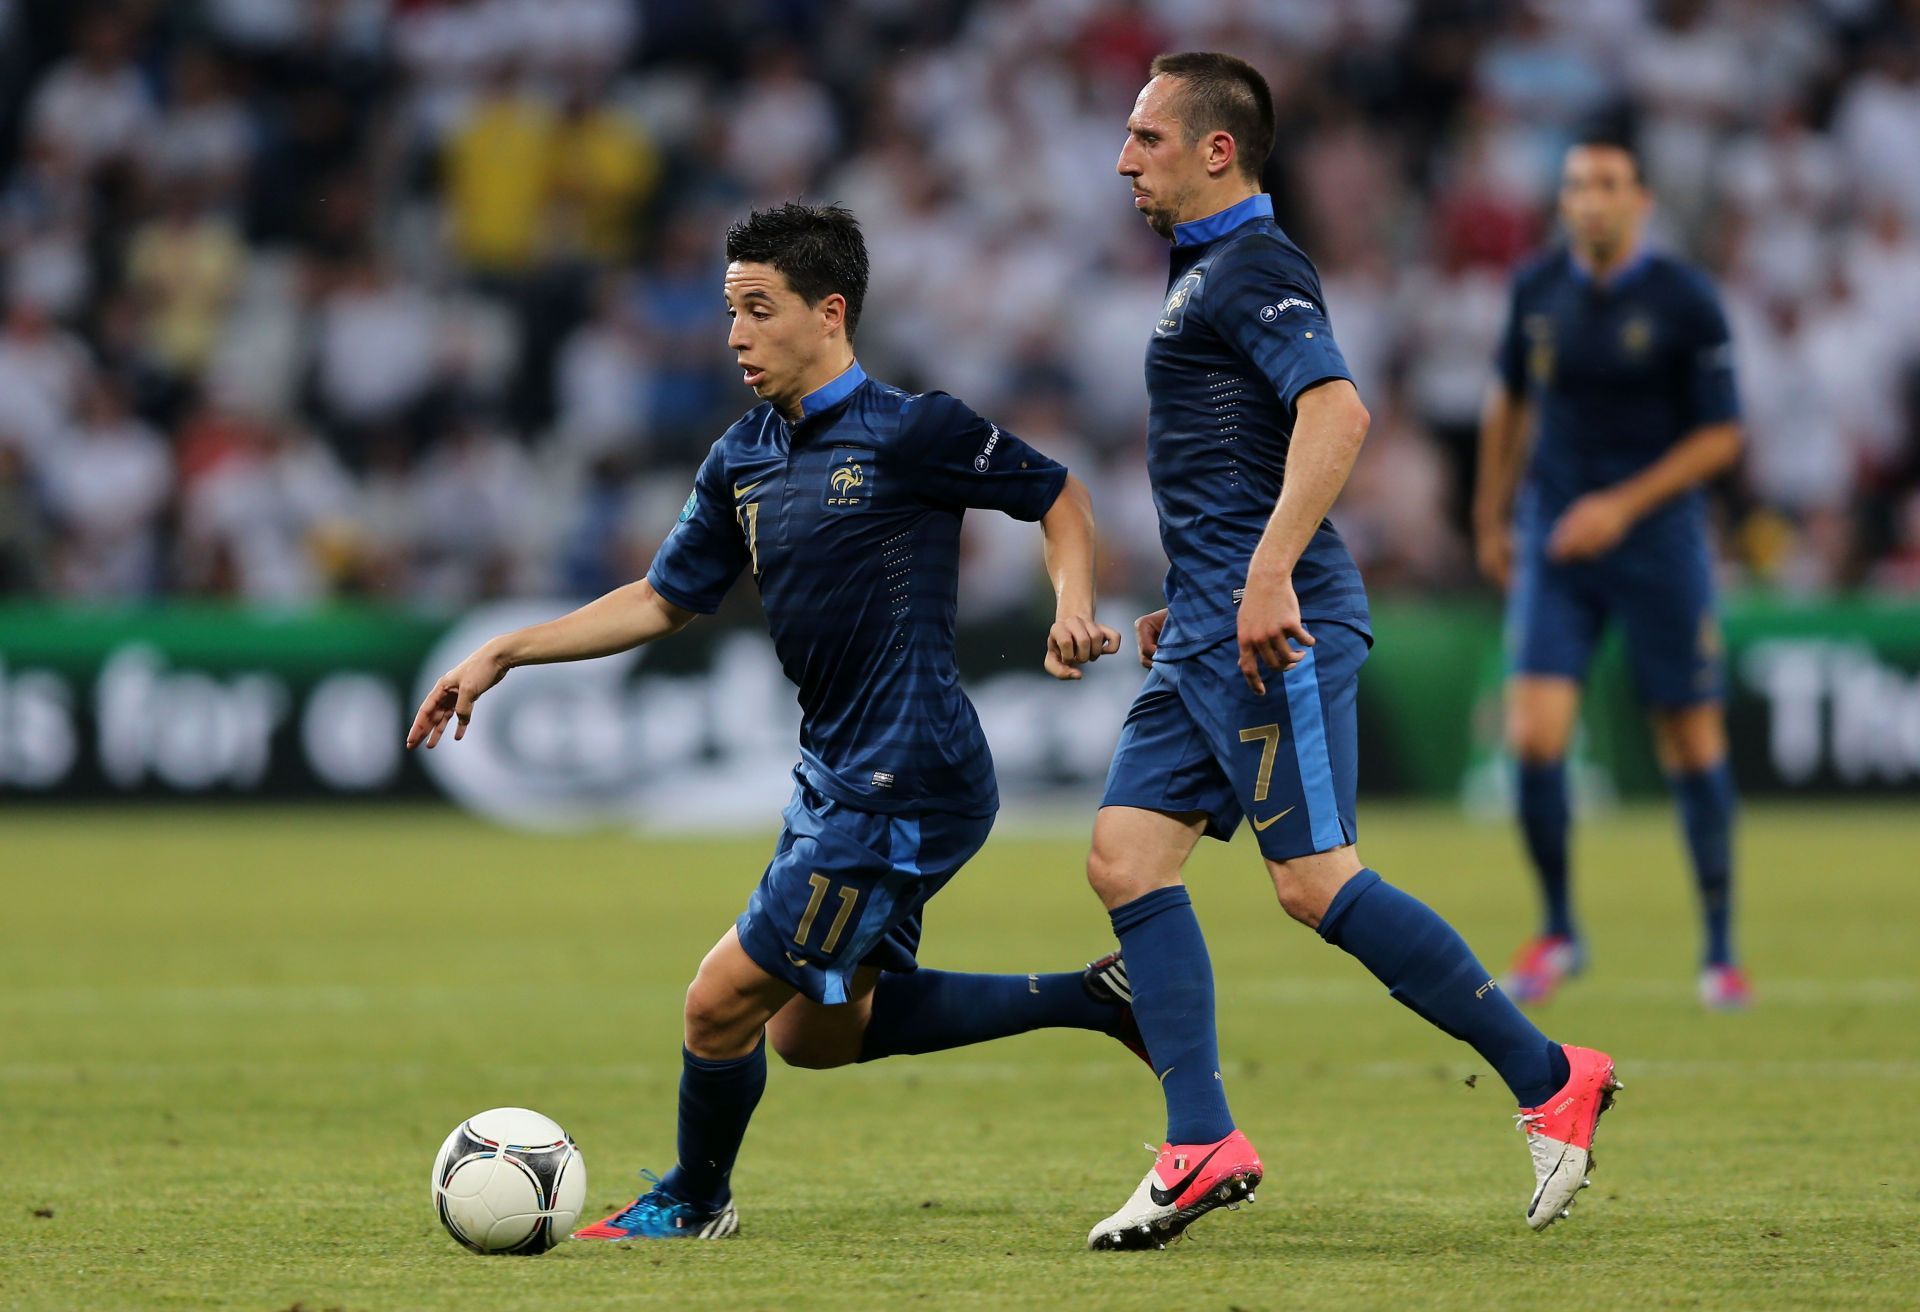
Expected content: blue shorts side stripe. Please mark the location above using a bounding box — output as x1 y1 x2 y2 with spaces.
889 815 923 876
1283 645 1344 852
817 815 925 1004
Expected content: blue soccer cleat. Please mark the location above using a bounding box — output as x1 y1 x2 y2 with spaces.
572 1172 739 1241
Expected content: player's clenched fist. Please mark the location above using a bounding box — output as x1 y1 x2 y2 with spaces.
1045 615 1122 680
1134 608 1167 669
407 642 511 749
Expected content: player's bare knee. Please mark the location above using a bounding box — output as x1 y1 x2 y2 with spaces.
1086 846 1163 909
1675 743 1725 774
1271 872 1327 929
1506 713 1566 766
1507 680 1580 764
1085 847 1122 900
682 979 749 1059
1510 738 1565 768
1651 705 1726 774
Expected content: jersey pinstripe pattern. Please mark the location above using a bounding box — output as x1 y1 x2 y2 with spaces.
1143 194 1370 660
647 364 1067 816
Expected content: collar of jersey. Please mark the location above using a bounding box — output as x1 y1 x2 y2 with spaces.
1568 244 1651 290
1173 193 1274 247
798 360 868 419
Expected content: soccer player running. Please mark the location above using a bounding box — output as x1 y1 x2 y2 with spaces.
408 204 1134 1241
1475 140 1749 1010
1082 54 1618 1251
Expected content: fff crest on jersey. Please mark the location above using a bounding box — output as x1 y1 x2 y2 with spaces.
1620 313 1654 356
1156 269 1204 337
825 447 872 508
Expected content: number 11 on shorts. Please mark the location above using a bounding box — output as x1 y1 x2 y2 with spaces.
795 873 858 955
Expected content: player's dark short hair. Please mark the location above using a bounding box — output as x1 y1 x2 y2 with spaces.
724 202 869 341
1148 51 1276 181
1568 130 1646 186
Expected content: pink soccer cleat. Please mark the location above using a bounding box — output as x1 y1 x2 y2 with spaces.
1699 964 1753 1012
1502 934 1584 1005
1516 1044 1621 1231
1087 1129 1263 1250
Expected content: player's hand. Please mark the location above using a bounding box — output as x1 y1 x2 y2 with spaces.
1548 491 1634 562
407 642 510 749
1475 522 1513 591
1236 574 1313 695
1045 614 1122 680
1134 608 1168 669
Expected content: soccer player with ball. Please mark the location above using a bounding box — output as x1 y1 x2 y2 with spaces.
1080 54 1619 1249
409 203 1137 1241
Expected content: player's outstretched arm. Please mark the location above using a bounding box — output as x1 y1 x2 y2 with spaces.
1039 473 1121 680
1474 382 1533 589
406 579 698 748
1239 378 1371 695
1547 421 1742 562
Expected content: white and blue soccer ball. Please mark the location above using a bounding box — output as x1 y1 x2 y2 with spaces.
431 1107 586 1254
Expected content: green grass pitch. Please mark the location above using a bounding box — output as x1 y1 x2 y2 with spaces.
2 802 1915 1310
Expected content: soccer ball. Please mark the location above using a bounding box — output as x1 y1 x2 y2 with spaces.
431 1107 586 1254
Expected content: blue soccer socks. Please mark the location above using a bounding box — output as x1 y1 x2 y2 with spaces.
1516 760 1575 940
1319 869 1568 1107
1672 760 1738 967
857 968 1121 1061
1108 885 1236 1146
659 1039 767 1210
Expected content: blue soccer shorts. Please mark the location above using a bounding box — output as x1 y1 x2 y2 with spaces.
1508 532 1723 708
734 770 995 1005
1099 621 1368 862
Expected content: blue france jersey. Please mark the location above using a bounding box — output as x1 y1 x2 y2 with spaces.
1144 194 1370 659
646 363 1067 816
1496 249 1740 542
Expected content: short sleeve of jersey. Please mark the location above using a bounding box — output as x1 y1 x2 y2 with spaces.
1210 241 1355 410
1678 276 1740 427
900 391 1068 522
645 439 748 613
1496 276 1528 395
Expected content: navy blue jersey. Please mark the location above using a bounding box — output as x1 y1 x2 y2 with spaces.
1143 193 1370 660
1496 248 1740 540
647 363 1067 817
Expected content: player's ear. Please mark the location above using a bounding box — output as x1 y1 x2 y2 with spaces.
1206 130 1236 179
818 292 848 339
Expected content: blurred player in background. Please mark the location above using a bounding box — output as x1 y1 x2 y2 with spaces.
1082 54 1617 1251
409 203 1131 1241
1474 141 1749 1012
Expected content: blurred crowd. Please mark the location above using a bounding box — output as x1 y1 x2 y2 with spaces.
3 0 1920 614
